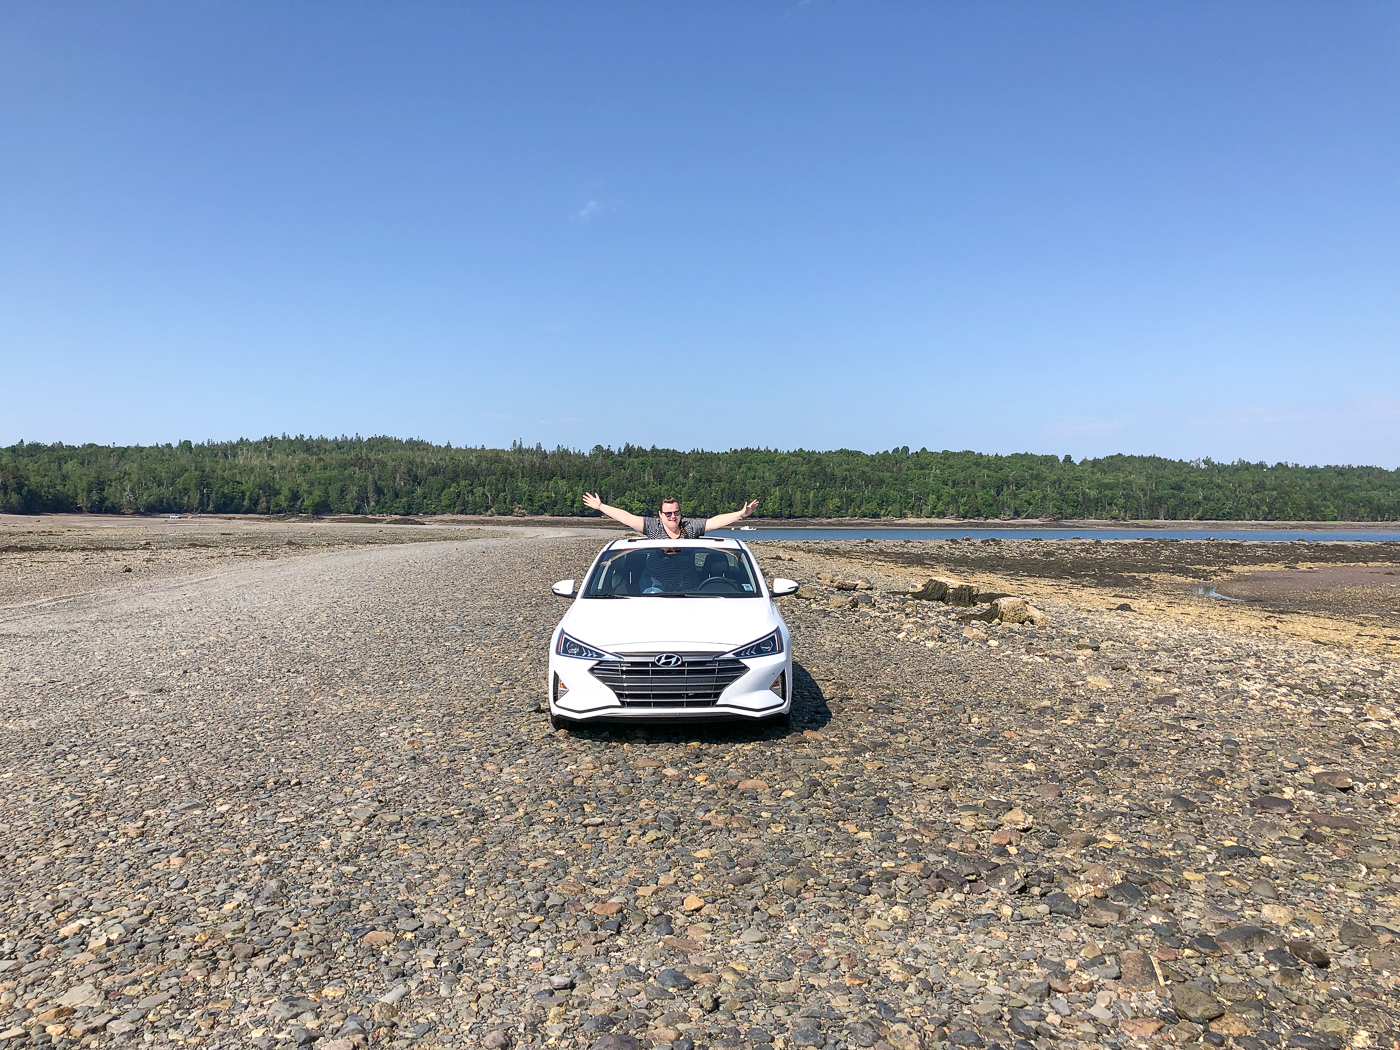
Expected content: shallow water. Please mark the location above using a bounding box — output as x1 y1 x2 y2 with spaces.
710 527 1400 543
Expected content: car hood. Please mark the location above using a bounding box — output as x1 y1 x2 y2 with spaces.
562 597 779 653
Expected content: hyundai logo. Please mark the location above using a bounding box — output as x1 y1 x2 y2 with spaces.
653 653 682 667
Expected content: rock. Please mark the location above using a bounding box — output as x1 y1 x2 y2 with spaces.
737 779 769 791
789 1025 823 1047
999 807 1031 829
947 1032 984 1047
682 895 706 912
1209 1014 1249 1038
1081 899 1125 926
1367 948 1400 971
990 596 1047 625
740 927 768 943
1339 920 1380 949
1249 796 1294 814
1119 951 1159 989
1286 1035 1344 1050
53 983 101 1009
657 968 693 990
1249 877 1277 899
267 1001 302 1023
1312 771 1355 790
794 585 818 599
1189 935 1224 955
482 1029 514 1050
589 1036 640 1050
991 597 1028 623
1044 892 1079 918
985 863 1024 893
1307 812 1364 832
1214 926 1282 955
908 579 948 602
1172 984 1225 1022
1121 1019 1163 1037
1286 940 1330 967
909 577 978 606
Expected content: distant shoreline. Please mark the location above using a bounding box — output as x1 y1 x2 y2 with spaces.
6 511 1399 531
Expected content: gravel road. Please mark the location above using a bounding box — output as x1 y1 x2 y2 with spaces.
1 525 1398 1050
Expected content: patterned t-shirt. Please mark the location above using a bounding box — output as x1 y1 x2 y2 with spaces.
640 515 707 539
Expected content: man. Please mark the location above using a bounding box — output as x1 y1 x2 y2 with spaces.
581 493 759 539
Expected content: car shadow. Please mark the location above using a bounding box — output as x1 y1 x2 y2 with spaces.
789 661 831 732
561 660 830 743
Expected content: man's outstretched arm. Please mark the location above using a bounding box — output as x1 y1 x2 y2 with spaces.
582 492 646 532
704 499 760 533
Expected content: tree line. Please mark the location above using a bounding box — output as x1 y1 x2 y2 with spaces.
1 436 1397 521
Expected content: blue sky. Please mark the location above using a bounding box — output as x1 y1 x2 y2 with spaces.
2 2 1397 466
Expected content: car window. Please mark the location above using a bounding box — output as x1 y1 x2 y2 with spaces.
583 547 760 597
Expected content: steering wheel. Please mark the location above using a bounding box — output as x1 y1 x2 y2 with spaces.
697 576 742 594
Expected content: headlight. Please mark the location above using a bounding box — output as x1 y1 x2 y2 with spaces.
556 632 612 660
728 630 783 659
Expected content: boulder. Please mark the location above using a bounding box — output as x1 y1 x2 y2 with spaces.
909 578 979 606
1214 925 1281 955
1119 951 1159 990
990 597 1048 626
1171 984 1225 1022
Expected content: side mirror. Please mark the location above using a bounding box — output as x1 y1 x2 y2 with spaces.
552 579 577 598
770 577 800 597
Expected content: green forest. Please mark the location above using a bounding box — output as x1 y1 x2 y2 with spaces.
2 437 1398 521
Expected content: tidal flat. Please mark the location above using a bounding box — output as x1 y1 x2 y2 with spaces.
0 516 1397 1050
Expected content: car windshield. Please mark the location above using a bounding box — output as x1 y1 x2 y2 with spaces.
583 546 761 598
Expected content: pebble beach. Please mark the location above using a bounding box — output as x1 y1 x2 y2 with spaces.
1 516 1398 1050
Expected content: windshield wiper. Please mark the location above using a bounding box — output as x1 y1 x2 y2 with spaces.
584 593 632 599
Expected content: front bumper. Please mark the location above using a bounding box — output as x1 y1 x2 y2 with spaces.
548 651 791 722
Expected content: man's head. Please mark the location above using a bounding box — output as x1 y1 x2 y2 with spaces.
659 498 681 522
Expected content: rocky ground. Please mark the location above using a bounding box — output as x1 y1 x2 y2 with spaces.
0 520 1397 1050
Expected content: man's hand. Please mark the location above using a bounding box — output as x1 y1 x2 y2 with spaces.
739 499 759 519
582 491 603 512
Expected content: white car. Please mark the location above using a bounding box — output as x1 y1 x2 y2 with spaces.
547 537 799 728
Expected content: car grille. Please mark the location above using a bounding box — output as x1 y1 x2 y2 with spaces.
589 654 748 706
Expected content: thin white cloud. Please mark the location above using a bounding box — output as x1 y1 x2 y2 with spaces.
570 197 619 223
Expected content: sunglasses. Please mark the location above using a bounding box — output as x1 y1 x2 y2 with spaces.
660 510 681 518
